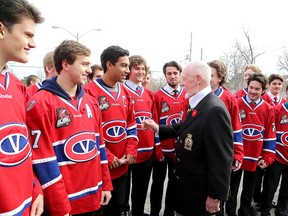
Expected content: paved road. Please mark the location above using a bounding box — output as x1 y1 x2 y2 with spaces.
141 170 280 216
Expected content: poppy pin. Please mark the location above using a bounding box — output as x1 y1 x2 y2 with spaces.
192 109 197 117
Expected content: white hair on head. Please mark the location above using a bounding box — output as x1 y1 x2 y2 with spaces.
186 60 211 84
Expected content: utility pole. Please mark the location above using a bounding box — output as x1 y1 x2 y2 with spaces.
189 32 193 61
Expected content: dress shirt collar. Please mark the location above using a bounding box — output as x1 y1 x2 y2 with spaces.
125 80 142 91
189 86 212 109
267 91 279 101
245 95 261 105
163 84 181 95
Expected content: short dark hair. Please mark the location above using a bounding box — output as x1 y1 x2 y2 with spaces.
162 61 182 75
26 74 40 87
247 73 267 93
268 73 284 84
0 0 44 31
54 40 91 74
100 46 129 73
207 60 227 86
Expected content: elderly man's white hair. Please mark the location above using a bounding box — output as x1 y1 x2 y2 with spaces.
185 60 211 85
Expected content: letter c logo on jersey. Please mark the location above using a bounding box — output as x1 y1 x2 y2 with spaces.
64 132 99 162
280 131 288 147
0 124 31 167
242 124 264 141
102 120 127 143
135 111 152 130
166 113 183 125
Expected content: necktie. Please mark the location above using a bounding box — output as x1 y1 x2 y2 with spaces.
250 101 256 109
173 90 179 98
274 97 278 105
136 86 141 95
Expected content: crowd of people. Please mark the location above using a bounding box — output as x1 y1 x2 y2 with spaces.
1 0 288 216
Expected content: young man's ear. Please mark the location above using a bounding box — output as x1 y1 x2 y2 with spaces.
0 22 6 39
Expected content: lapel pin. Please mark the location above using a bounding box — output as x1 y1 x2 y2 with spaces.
192 109 197 117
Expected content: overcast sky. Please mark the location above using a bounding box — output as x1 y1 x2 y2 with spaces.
10 0 288 79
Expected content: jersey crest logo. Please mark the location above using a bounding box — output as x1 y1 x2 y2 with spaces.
242 124 263 141
166 113 183 125
161 102 170 113
280 114 288 124
64 132 98 162
135 111 152 130
239 109 246 120
280 131 288 147
132 97 136 105
98 96 110 111
56 108 71 128
0 124 31 167
102 120 127 143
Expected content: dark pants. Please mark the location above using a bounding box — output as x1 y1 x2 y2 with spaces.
150 155 175 216
261 160 288 216
238 169 259 216
253 168 266 203
103 172 128 216
131 154 154 216
42 209 102 216
225 169 243 216
122 167 132 213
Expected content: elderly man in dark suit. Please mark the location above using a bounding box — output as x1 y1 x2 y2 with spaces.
143 60 234 216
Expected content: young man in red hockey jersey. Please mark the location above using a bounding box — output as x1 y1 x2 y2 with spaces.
262 73 285 106
0 0 44 215
234 64 262 98
84 45 138 216
149 61 188 216
123 55 158 216
26 50 57 102
208 60 244 216
260 97 288 216
26 40 112 216
236 73 276 216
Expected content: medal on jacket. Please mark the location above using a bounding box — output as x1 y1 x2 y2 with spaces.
184 133 193 151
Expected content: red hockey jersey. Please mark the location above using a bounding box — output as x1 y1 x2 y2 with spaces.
26 77 112 216
26 81 42 103
154 86 188 160
84 79 138 179
215 87 244 163
262 93 286 106
237 96 276 171
124 82 159 163
234 88 248 98
0 69 40 216
274 102 288 166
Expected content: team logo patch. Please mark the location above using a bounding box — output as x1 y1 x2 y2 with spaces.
161 102 170 113
64 132 98 162
166 113 183 125
239 109 246 120
132 97 136 105
102 120 127 143
56 108 71 128
135 111 152 130
98 96 110 111
280 131 288 147
0 124 31 167
242 124 264 141
280 114 288 124
122 96 127 108
26 99 37 111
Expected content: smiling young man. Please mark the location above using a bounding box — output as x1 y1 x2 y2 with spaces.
150 61 188 216
262 74 286 106
84 46 138 216
26 40 112 216
236 73 276 216
0 0 44 215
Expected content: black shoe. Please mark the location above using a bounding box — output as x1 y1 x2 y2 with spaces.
249 206 260 216
121 211 129 216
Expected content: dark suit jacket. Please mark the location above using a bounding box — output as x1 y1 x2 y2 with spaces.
159 92 233 216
